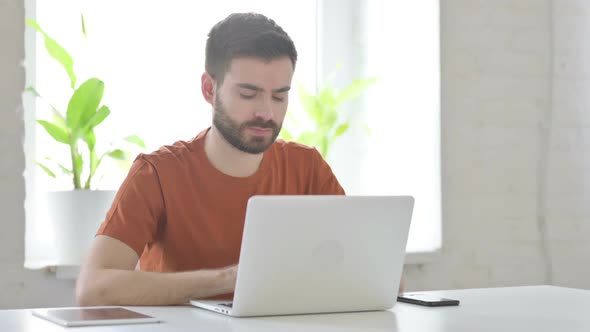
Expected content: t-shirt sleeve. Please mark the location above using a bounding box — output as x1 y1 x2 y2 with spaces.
96 156 165 257
311 148 346 195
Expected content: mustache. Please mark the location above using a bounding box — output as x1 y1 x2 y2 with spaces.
242 118 279 130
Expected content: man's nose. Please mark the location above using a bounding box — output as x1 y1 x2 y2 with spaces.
254 96 275 120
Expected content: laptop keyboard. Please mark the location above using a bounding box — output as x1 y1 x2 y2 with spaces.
219 303 233 308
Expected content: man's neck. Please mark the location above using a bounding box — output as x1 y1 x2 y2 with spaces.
204 127 264 177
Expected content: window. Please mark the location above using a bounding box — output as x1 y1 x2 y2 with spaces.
362 1 441 253
24 0 440 268
316 1 441 254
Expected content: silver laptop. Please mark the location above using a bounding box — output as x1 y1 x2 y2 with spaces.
190 195 414 317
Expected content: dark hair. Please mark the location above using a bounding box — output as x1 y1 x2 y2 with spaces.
205 13 298 84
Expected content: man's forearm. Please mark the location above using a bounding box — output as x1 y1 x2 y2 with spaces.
76 267 234 306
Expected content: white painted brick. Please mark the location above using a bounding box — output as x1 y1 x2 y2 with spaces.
446 265 493 290
548 150 590 170
445 194 537 221
545 217 590 242
551 80 590 126
545 195 590 219
1 268 76 309
546 169 590 195
446 219 543 248
405 0 589 293
445 165 538 195
550 242 590 289
485 0 551 29
548 128 590 152
490 264 547 286
444 77 550 102
446 97 546 127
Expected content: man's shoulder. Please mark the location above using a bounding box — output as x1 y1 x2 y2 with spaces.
272 139 319 156
269 139 324 172
137 136 202 169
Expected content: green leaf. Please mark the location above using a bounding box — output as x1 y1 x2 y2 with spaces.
51 108 68 132
318 87 337 108
298 84 321 124
279 128 293 141
123 135 146 148
333 122 350 139
107 149 128 160
36 161 56 178
74 153 83 189
57 163 73 175
85 129 96 152
85 148 99 189
94 153 107 181
89 149 99 175
81 14 87 39
26 86 68 131
298 131 318 148
41 156 72 175
37 120 70 144
285 110 302 129
26 18 77 89
25 86 41 98
319 137 329 158
322 109 338 132
115 158 133 173
84 105 110 131
66 78 104 133
335 77 377 106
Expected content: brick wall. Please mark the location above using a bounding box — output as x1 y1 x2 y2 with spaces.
404 0 590 291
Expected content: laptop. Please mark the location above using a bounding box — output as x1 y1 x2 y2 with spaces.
190 195 414 317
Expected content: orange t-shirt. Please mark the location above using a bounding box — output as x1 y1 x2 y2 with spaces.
97 128 345 275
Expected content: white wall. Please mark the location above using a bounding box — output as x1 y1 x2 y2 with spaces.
1 0 589 308
404 0 590 291
0 0 76 309
547 0 590 287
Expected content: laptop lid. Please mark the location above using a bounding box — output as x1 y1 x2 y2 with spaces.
230 195 414 317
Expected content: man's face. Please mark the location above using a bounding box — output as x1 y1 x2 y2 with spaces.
212 56 294 154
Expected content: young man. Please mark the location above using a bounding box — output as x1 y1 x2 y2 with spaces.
75 13 345 306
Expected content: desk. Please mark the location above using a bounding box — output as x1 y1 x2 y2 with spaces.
1 286 589 331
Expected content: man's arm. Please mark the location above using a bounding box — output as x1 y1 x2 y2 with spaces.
76 235 237 306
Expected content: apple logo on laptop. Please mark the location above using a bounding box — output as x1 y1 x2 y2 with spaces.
311 240 344 269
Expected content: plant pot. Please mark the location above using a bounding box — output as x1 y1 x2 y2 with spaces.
45 190 117 265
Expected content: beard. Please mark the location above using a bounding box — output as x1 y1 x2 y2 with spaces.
212 95 281 154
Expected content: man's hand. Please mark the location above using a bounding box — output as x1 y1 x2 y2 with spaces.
219 264 239 294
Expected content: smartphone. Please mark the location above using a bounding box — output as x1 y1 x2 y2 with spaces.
397 293 460 307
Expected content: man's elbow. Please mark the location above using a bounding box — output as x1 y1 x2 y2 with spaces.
75 272 108 306
76 283 99 306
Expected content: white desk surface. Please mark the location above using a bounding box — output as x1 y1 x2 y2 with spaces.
1 286 589 332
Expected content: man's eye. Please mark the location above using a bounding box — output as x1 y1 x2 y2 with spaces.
272 96 285 102
240 93 256 99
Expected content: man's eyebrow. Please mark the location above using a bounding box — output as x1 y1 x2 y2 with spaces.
273 86 291 93
236 83 291 93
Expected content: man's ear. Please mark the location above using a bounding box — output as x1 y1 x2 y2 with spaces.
201 72 216 105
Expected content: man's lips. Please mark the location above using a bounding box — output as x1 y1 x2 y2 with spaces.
247 127 273 135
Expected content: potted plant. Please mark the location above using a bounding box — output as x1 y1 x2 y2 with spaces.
280 75 376 160
26 17 145 265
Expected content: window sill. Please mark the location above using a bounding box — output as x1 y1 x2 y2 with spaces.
48 265 80 280
405 250 442 265
49 250 441 280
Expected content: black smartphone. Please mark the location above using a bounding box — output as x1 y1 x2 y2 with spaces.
397 293 460 307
